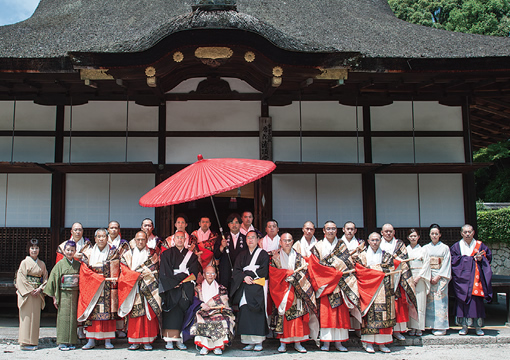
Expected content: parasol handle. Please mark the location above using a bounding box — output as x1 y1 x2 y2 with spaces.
210 195 223 235
210 195 232 269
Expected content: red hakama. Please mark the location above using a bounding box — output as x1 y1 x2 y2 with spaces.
127 306 159 344
395 286 410 323
277 313 310 343
86 320 116 340
319 296 351 331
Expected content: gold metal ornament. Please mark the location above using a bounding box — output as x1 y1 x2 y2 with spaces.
194 47 233 59
272 66 283 77
315 68 348 80
145 66 156 77
244 51 255 62
173 52 184 62
80 69 114 80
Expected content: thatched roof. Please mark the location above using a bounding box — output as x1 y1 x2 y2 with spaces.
1 0 509 59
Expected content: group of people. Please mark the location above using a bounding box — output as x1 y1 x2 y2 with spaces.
15 211 493 354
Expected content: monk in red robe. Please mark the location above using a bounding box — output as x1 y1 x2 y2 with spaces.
269 233 317 353
119 231 161 351
78 229 119 350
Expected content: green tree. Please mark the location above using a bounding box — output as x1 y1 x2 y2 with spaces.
388 0 510 37
474 141 510 202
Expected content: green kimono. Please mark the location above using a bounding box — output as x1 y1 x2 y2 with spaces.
44 258 81 345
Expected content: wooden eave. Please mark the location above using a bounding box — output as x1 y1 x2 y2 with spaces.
0 29 509 148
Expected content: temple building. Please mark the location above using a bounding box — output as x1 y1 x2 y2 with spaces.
1 0 509 273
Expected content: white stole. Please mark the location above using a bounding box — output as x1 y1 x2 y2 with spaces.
321 237 339 257
202 280 220 303
261 234 280 252
146 234 157 249
243 248 262 277
380 237 397 254
460 238 477 256
366 246 383 266
297 236 316 257
132 246 149 270
90 244 110 266
341 235 359 252
174 250 193 275
108 235 121 249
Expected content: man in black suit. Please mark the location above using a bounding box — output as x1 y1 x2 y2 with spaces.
214 213 246 291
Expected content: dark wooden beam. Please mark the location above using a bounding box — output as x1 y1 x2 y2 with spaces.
362 105 376 231
50 104 65 265
470 114 510 130
274 162 381 174
45 162 156 173
462 96 477 227
374 163 490 174
471 104 510 119
479 97 510 109
158 104 166 166
0 162 51 173
470 126 509 141
55 105 64 163
362 173 376 232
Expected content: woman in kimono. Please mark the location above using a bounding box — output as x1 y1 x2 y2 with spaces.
44 240 81 350
406 229 430 336
423 224 451 336
15 238 48 351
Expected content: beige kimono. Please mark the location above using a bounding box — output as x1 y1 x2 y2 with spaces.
15 256 48 346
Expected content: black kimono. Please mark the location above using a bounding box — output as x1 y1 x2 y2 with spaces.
214 232 247 290
230 247 269 342
159 247 199 332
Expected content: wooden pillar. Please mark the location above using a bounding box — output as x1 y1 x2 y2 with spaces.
362 105 377 232
462 97 477 229
157 103 166 166
257 100 272 229
155 103 170 237
50 104 66 264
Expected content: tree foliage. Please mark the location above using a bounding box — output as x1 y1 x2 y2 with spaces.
474 141 510 202
388 0 510 37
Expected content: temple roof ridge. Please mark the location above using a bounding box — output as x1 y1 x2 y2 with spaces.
0 0 509 59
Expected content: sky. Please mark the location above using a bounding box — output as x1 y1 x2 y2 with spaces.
0 0 40 26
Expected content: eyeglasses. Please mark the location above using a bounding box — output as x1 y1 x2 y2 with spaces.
72 228 83 232
204 273 216 276
281 239 293 243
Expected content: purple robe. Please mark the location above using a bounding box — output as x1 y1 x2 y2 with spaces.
450 240 493 319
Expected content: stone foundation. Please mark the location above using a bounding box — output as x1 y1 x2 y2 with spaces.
489 243 510 276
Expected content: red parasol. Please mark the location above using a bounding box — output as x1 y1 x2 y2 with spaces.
139 154 276 207
139 155 275 248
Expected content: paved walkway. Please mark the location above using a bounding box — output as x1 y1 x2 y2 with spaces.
0 295 509 349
